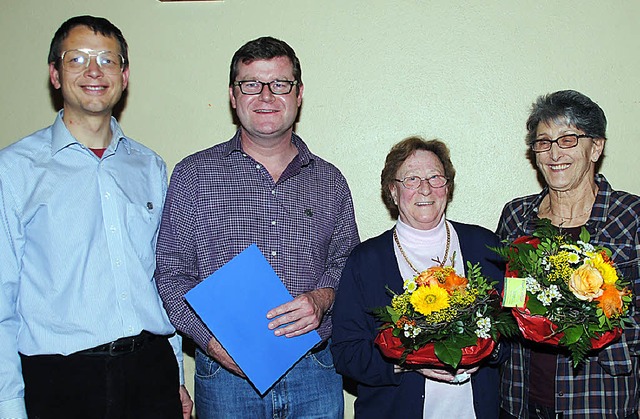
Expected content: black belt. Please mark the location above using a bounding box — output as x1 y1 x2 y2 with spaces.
76 331 161 356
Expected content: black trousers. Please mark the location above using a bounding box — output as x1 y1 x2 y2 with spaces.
21 334 182 419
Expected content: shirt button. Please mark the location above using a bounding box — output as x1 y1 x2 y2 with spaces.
256 164 261 169
109 225 117 233
558 392 564 396
120 292 127 300
115 259 122 267
271 220 276 226
271 251 277 256
104 192 110 199
271 190 276 195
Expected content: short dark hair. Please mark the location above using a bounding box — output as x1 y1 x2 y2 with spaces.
48 15 129 70
525 90 607 146
381 136 456 219
229 37 302 88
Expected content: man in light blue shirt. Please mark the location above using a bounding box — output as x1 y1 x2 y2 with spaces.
0 15 192 419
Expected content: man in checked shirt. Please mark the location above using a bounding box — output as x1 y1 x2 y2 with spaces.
154 36 360 418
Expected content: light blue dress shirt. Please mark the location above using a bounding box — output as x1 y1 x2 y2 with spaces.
0 112 183 418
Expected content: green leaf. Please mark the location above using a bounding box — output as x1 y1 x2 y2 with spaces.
433 340 463 369
562 325 584 345
524 295 546 315
387 306 400 324
578 227 590 243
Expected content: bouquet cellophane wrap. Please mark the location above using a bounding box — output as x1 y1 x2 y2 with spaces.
511 305 622 349
374 327 496 367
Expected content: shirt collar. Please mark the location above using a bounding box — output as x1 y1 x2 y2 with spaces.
50 110 131 156
588 173 611 225
223 128 315 167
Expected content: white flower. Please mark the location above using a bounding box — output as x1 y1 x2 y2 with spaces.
403 323 421 338
475 317 492 339
547 284 561 299
536 284 561 306
541 257 551 271
403 278 417 293
537 293 552 306
577 241 595 253
526 277 542 294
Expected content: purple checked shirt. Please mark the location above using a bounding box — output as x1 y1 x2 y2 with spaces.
154 130 360 352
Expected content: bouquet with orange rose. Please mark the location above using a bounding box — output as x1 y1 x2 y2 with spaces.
372 261 517 369
493 219 633 366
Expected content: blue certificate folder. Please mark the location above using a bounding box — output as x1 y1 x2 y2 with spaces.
185 244 321 394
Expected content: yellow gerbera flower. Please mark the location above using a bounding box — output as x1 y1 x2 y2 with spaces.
590 253 618 285
410 284 450 315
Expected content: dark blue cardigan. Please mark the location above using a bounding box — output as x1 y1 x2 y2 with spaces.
331 222 506 419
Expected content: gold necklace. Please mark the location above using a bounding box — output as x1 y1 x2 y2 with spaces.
393 221 451 274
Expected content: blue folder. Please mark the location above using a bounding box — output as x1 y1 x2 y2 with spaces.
185 244 321 394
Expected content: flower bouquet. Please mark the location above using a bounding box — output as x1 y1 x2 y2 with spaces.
372 262 517 369
493 219 632 366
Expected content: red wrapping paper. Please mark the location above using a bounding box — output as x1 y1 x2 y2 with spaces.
374 327 496 367
511 307 622 349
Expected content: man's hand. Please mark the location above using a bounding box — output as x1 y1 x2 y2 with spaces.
206 336 245 377
266 288 334 338
179 385 193 419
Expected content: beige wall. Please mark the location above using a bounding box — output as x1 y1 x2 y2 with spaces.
2 1 639 417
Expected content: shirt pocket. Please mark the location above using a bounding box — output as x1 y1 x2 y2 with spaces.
125 202 160 265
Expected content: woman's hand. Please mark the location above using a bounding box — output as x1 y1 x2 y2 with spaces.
395 364 479 384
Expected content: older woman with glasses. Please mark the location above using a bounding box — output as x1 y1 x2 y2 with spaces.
331 136 506 419
498 90 640 419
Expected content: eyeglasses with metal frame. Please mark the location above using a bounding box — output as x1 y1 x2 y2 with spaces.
530 134 593 153
394 175 449 190
59 49 125 75
233 80 298 95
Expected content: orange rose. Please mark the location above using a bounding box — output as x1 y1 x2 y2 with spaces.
568 264 604 301
415 266 468 293
415 269 438 287
595 284 628 318
441 271 468 293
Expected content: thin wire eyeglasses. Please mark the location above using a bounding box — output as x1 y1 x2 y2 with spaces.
394 175 449 190
531 134 593 153
233 80 298 95
59 49 125 75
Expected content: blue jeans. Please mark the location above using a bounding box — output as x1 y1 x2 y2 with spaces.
195 342 343 419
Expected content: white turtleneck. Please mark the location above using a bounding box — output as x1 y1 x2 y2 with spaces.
393 216 465 278
393 217 476 419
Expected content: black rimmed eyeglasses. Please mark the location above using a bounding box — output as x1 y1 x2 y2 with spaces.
233 80 298 95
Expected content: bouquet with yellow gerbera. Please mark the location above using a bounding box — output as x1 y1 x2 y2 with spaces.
493 219 633 366
372 261 516 369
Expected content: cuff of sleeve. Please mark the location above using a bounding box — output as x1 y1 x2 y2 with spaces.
0 397 27 419
315 276 338 291
192 324 215 355
168 334 185 386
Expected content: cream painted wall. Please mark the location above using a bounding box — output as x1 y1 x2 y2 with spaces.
2 1 639 417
